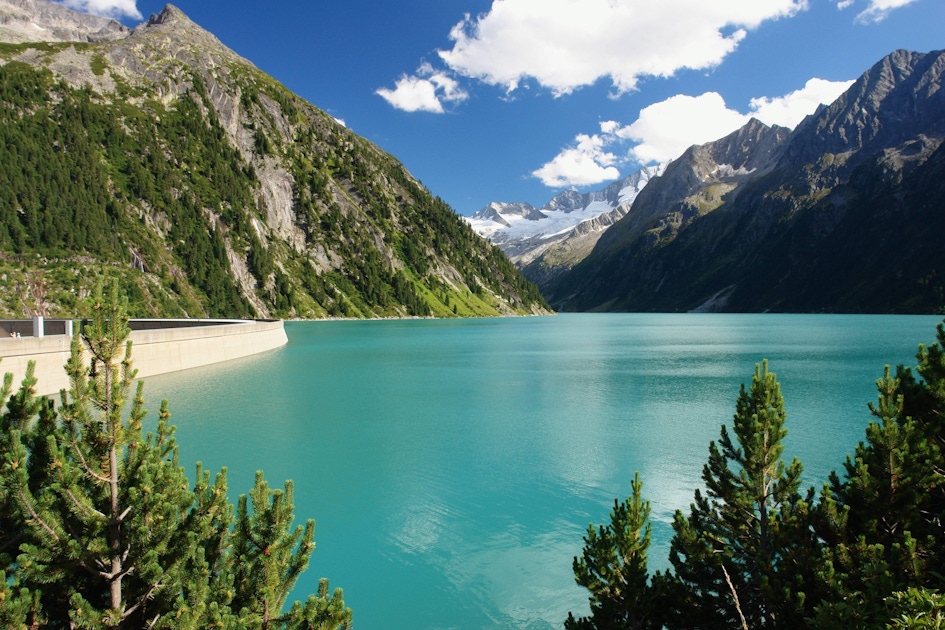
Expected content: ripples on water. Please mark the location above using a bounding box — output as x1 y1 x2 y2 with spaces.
143 313 941 629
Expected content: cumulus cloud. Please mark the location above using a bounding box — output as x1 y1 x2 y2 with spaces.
532 130 621 187
749 78 854 128
533 77 854 187
437 0 807 96
376 63 468 113
836 0 921 23
615 92 749 163
55 0 141 20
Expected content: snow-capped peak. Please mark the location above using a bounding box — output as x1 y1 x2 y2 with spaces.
465 163 667 247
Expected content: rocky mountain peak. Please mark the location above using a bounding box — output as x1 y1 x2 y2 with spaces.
705 118 791 173
147 4 192 27
136 2 218 42
542 189 586 213
783 48 945 174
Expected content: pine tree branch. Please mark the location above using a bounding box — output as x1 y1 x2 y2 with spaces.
67 434 111 484
719 559 749 630
17 488 59 543
63 488 107 521
77 558 115 581
121 579 165 620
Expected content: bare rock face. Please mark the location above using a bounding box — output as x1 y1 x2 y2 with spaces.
0 0 128 43
617 119 791 238
256 159 306 253
785 49 945 183
131 3 249 66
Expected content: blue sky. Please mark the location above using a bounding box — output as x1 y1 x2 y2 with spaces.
61 0 944 215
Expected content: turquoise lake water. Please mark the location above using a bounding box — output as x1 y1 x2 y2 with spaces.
143 313 942 629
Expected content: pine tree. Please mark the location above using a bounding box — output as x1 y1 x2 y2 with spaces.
661 361 819 630
230 472 351 630
0 362 48 629
898 322 945 550
0 279 352 628
815 348 945 628
565 472 657 630
1 279 226 627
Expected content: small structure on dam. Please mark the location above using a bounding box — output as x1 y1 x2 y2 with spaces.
0 317 288 397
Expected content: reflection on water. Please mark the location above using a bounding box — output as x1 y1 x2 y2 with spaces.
143 313 940 629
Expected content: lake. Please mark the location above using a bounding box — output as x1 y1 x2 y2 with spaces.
143 313 942 629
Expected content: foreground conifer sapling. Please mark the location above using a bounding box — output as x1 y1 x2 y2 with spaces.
0 279 351 629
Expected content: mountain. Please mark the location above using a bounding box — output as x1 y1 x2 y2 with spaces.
0 0 128 43
0 2 549 319
545 49 945 314
466 164 665 288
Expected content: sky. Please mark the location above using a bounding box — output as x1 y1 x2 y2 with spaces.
58 0 945 215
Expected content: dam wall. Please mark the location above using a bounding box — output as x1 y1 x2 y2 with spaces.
0 319 288 397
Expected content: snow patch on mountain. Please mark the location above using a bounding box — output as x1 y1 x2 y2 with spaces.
466 163 666 253
713 163 756 178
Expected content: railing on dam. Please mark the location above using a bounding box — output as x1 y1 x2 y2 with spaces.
0 317 74 338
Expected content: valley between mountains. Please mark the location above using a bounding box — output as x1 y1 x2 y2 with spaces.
469 48 945 314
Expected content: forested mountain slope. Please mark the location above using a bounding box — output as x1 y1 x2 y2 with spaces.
545 49 945 314
0 2 548 318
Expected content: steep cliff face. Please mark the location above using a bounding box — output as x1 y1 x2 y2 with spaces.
0 2 549 318
783 49 945 179
545 49 945 314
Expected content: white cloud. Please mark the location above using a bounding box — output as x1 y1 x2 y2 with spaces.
55 0 141 20
836 0 921 23
617 92 750 163
534 77 854 187
437 0 807 96
749 78 854 128
376 64 468 114
376 76 444 113
532 130 621 187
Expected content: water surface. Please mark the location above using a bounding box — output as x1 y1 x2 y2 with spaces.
144 313 941 629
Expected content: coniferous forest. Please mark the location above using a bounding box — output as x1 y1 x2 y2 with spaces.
567 325 945 629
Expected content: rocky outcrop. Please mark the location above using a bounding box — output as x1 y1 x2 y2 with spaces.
0 0 128 43
785 49 945 178
605 118 790 245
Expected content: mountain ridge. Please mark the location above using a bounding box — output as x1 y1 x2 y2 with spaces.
0 1 549 319
467 164 665 286
544 48 945 314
